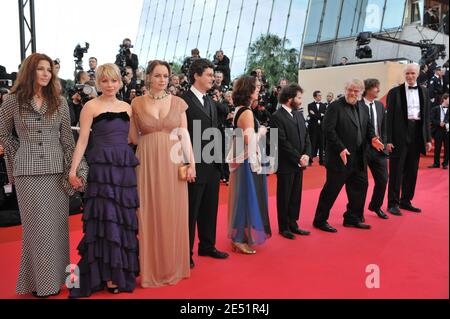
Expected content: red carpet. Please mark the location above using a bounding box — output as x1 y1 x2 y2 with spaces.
0 155 448 299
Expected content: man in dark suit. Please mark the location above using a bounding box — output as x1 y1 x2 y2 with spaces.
182 59 229 269
429 93 449 169
428 67 445 108
307 91 326 165
361 79 389 220
271 84 312 240
386 63 432 216
313 79 384 232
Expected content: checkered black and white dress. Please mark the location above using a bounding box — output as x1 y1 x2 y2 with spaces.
0 94 88 296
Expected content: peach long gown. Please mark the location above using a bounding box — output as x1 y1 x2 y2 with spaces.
131 94 190 287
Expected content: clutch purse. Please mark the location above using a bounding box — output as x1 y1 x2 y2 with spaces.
178 164 190 181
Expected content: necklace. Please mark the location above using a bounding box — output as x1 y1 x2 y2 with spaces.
148 91 169 100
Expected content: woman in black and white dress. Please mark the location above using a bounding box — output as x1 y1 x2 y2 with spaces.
0 53 87 298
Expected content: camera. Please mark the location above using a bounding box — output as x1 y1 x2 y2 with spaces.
69 84 96 105
117 43 133 77
87 69 95 80
73 42 89 78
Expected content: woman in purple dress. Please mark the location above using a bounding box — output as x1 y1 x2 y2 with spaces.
68 63 139 297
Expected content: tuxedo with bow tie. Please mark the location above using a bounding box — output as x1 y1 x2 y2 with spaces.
386 83 431 209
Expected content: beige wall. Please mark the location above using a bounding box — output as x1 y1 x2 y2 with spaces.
298 61 408 111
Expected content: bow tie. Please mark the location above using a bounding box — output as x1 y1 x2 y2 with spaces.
408 86 418 90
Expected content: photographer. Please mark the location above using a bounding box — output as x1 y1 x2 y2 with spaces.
88 57 98 81
115 38 139 76
213 50 231 86
181 48 200 77
69 71 97 127
120 66 137 104
213 71 229 93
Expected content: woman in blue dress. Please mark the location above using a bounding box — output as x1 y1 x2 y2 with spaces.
227 76 271 254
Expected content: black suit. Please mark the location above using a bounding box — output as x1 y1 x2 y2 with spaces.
430 105 449 166
313 97 376 226
182 89 222 257
362 99 389 212
271 107 311 232
307 101 326 163
386 83 432 208
428 75 445 107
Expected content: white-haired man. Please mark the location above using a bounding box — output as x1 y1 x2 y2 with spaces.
386 63 432 216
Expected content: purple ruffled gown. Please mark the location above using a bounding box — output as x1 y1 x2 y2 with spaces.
69 112 139 298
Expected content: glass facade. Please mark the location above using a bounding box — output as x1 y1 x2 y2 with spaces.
300 0 411 68
135 0 430 76
135 0 309 78
304 0 407 45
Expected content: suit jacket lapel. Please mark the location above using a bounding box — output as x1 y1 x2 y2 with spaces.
400 84 408 123
188 90 211 119
281 107 297 124
344 104 358 127
294 111 305 151
357 103 365 128
418 85 425 118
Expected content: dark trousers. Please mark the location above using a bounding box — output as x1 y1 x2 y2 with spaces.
276 170 303 232
433 129 449 166
310 125 324 163
313 162 368 226
388 121 421 208
366 149 388 211
188 169 221 257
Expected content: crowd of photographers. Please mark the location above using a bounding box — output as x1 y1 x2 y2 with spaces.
1 37 449 189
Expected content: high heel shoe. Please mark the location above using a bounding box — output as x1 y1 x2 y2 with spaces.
231 242 256 254
106 284 120 294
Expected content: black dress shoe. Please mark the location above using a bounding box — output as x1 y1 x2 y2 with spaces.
443 165 448 170
360 216 365 223
428 164 440 168
370 208 389 219
387 206 402 216
279 230 295 239
32 290 60 298
399 203 422 213
289 226 311 236
190 258 195 269
198 248 229 259
343 221 371 229
313 223 337 233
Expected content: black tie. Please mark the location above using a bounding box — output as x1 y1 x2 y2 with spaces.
408 86 418 90
369 102 376 134
351 106 362 147
203 95 211 117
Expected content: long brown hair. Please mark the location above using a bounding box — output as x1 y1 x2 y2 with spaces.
10 53 62 116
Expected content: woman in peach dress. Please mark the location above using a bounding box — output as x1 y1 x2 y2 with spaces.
129 60 196 287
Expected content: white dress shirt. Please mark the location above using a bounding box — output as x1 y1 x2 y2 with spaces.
364 98 378 136
440 106 447 122
405 82 421 120
281 104 294 117
190 85 205 106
